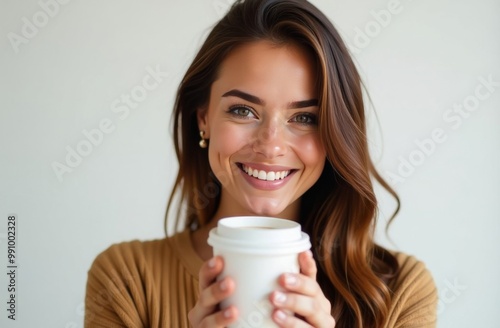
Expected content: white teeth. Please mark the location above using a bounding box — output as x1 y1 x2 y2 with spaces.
241 165 291 181
266 172 275 181
258 170 266 180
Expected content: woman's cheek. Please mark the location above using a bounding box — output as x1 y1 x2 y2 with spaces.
208 124 252 173
212 124 250 153
294 133 325 166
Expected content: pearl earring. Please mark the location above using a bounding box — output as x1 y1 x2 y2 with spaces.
199 131 207 148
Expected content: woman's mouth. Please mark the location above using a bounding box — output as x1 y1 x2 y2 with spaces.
238 163 293 181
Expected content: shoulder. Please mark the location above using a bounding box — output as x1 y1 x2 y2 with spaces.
86 237 170 300
84 232 195 326
391 252 436 292
86 230 201 288
385 252 438 327
90 237 164 273
84 238 168 326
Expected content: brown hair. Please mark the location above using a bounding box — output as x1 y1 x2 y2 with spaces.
166 0 400 327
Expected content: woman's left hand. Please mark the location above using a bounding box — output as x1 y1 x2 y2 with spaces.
269 250 336 328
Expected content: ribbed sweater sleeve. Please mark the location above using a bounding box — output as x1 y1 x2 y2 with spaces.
384 253 438 328
84 231 201 328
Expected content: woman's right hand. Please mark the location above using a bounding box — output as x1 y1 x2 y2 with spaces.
188 256 239 327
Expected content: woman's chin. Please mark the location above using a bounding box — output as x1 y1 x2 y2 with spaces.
239 196 297 219
250 209 282 218
244 202 287 218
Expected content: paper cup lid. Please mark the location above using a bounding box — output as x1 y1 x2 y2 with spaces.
208 216 311 255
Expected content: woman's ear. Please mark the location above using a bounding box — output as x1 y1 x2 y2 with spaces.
197 107 209 138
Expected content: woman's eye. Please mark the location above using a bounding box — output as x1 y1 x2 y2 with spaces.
291 113 317 125
228 105 255 118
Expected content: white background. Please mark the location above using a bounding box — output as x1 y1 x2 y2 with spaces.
1 0 499 327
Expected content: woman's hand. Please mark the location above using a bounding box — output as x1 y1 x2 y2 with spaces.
270 250 336 328
188 256 239 327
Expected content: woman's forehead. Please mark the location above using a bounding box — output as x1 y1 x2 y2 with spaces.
212 41 318 101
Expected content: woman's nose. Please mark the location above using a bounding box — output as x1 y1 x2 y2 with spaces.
251 123 287 159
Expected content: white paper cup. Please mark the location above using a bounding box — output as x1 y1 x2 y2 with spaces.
208 216 311 328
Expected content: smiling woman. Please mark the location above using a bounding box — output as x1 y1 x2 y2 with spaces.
84 0 437 327
197 41 325 220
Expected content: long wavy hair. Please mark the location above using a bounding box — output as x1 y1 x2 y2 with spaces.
166 0 400 327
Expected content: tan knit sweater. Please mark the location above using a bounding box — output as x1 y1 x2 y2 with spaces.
84 230 437 327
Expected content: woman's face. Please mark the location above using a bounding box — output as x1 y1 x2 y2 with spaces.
198 40 326 220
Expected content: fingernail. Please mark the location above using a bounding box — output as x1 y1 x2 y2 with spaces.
285 273 297 286
223 308 232 318
208 258 216 268
219 278 228 291
273 291 286 305
275 310 286 322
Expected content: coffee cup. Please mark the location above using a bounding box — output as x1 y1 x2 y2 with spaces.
208 216 311 328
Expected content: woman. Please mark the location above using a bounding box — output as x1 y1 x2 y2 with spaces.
85 0 437 327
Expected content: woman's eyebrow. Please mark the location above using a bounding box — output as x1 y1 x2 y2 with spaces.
288 99 318 109
222 89 318 108
222 89 264 105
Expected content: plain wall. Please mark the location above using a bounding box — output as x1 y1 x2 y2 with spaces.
0 0 498 327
